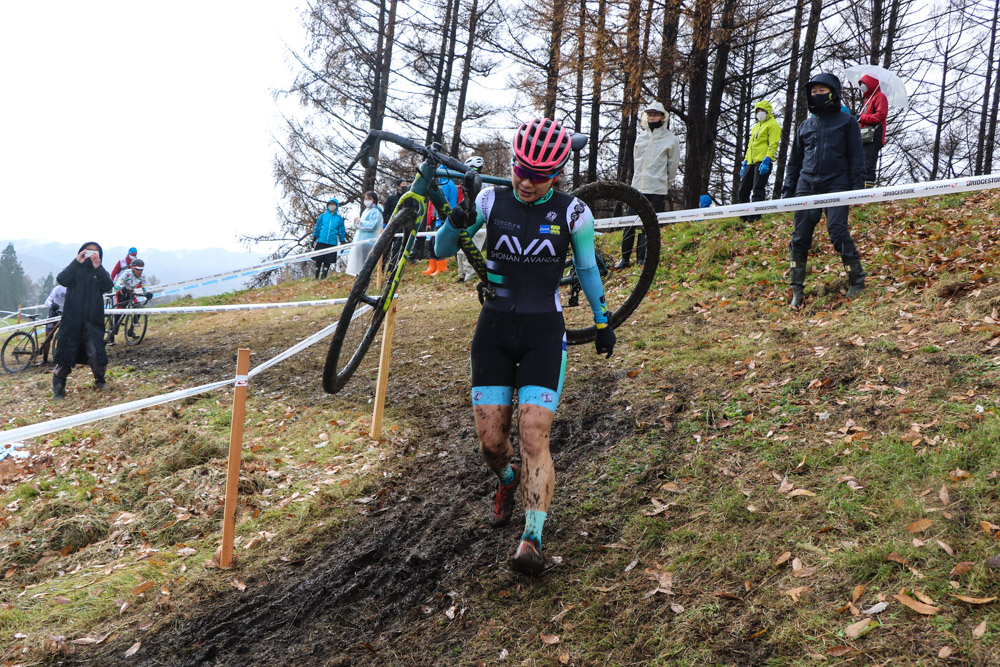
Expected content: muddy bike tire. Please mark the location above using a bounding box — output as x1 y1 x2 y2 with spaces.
124 313 147 345
322 208 418 394
2 331 36 373
562 181 660 345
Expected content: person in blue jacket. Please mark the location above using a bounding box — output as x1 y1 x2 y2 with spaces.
346 191 383 276
422 169 460 276
312 198 347 279
782 73 867 308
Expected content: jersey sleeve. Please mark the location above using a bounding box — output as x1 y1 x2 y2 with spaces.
434 187 491 257
567 198 609 325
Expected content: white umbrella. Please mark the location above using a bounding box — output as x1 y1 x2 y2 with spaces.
843 65 909 110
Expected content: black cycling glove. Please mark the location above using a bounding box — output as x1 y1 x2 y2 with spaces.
595 325 616 358
446 206 468 230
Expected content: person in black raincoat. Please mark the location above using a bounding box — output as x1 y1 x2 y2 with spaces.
52 242 114 399
782 73 867 308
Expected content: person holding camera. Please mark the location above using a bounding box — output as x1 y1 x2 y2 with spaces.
52 242 114 399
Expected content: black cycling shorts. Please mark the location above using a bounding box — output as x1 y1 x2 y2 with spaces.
470 309 567 412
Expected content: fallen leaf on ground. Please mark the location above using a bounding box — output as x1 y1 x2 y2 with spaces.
951 594 996 604
852 585 865 603
124 641 141 657
906 518 933 533
863 602 888 615
939 646 953 658
913 590 935 605
231 578 246 592
715 591 745 602
886 552 909 566
661 481 684 494
786 488 816 498
176 547 197 557
550 606 574 623
130 581 152 596
774 551 792 567
826 646 852 656
540 633 560 646
939 486 950 506
936 540 954 556
793 566 818 579
844 618 871 640
893 593 940 615
784 586 812 602
669 602 684 613
973 620 987 638
951 562 976 576
987 556 1000 569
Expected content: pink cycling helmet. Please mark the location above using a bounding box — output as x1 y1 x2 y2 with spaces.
512 118 571 175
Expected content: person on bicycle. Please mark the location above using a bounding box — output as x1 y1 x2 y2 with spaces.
109 247 138 281
52 242 113 398
435 118 615 576
109 258 150 344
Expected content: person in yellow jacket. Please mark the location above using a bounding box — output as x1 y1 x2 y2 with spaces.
738 100 781 222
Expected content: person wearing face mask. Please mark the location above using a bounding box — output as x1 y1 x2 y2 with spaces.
856 74 888 187
737 101 781 222
615 101 679 269
782 73 867 308
345 191 383 277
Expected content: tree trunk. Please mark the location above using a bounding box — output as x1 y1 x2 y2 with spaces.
701 0 738 202
434 0 462 145
364 0 398 191
616 0 643 184
988 33 1000 170
450 0 480 156
930 50 949 181
869 0 884 65
587 0 606 182
544 0 567 118
794 0 823 129
425 0 455 145
773 0 805 199
881 0 901 68
681 0 713 207
657 0 682 111
573 0 586 187
976 0 999 174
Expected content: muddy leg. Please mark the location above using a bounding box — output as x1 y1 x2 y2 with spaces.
517 404 555 513
473 405 513 475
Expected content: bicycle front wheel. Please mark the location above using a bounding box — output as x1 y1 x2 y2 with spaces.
2 332 36 373
323 208 417 394
562 181 660 345
124 313 147 345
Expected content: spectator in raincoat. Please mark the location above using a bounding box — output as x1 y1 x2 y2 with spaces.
346 192 383 277
857 74 888 187
52 242 114 399
782 73 867 309
737 100 781 222
617 101 679 269
312 198 347 279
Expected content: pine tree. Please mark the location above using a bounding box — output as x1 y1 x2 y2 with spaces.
0 243 28 313
39 272 55 302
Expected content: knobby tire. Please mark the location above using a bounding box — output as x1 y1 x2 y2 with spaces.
2 331 36 373
322 208 417 394
124 313 148 345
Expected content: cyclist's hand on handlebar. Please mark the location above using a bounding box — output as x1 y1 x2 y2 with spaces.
144 293 153 304
595 325 616 358
446 207 468 230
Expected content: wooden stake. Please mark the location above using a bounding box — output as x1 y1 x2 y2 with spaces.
220 348 251 569
285 265 290 283
16 306 21 324
370 299 398 439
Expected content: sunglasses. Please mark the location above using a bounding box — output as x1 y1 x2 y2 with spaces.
511 160 559 184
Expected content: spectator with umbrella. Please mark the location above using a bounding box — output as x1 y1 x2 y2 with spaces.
843 65 908 187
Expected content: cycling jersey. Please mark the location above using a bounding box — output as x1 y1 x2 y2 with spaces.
113 270 148 297
436 186 609 324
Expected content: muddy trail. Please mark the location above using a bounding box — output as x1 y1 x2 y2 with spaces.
60 320 653 666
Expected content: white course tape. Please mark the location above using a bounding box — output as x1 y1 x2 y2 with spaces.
249 304 373 378
591 173 1000 230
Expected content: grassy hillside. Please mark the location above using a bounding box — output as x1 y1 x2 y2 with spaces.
2 190 1000 664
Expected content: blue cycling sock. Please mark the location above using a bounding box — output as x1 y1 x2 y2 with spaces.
498 464 515 486
522 510 546 549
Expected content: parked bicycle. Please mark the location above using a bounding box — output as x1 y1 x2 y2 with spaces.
1 315 59 373
104 291 149 346
322 129 660 394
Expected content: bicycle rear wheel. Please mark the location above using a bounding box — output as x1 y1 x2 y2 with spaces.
562 181 660 345
124 313 147 345
323 208 417 394
2 332 35 373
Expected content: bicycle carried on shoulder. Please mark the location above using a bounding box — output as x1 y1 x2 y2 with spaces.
322 129 660 394
1 314 59 373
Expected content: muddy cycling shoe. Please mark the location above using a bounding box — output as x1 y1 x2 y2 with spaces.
509 538 545 576
490 464 520 527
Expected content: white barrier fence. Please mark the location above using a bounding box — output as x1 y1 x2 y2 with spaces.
0 299 350 335
0 305 372 448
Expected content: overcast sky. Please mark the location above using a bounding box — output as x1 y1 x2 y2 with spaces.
0 1 305 253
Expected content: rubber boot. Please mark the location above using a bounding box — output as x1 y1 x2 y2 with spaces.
614 254 632 270
789 255 807 309
844 258 866 299
422 259 437 275
432 258 449 275
53 375 66 400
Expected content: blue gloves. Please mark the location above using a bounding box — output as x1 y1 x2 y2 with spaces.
740 161 747 178
759 157 772 176
595 325 616 358
699 195 712 208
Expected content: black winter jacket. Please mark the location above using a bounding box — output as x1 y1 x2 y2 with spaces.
782 73 866 197
54 242 113 367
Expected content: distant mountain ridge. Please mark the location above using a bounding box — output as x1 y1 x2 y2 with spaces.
3 239 270 299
